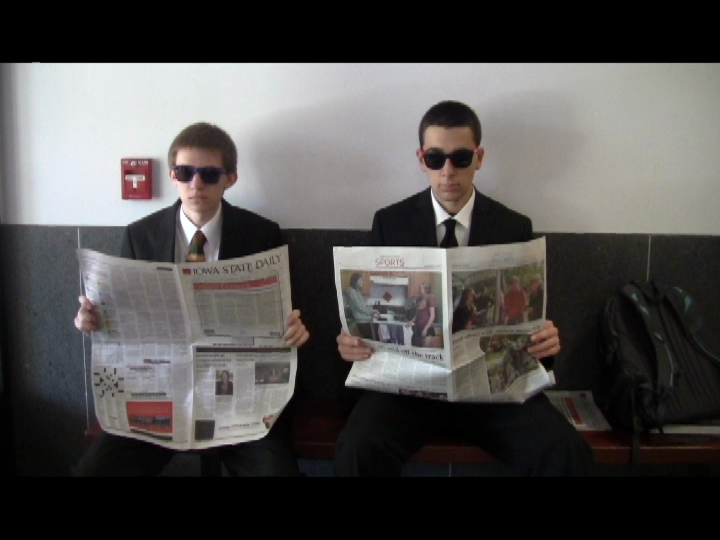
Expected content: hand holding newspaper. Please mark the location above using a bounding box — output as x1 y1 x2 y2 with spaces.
334 237 555 403
77 245 296 450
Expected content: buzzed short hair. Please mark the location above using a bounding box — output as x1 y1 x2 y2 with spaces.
418 100 482 148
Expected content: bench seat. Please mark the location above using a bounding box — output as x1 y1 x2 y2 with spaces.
84 398 720 475
290 399 720 466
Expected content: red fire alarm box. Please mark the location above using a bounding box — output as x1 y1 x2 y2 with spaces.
121 158 153 200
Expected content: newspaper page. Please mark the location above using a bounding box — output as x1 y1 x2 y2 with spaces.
334 237 555 403
77 245 296 450
545 391 612 431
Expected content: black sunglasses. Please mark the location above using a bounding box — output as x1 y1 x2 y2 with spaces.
420 148 478 170
172 165 227 184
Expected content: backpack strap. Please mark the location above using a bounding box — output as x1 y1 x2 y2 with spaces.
623 281 676 431
657 281 720 368
630 389 641 465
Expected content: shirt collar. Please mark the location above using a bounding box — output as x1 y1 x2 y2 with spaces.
431 187 475 230
179 204 222 260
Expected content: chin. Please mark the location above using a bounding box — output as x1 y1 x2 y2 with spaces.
188 200 210 211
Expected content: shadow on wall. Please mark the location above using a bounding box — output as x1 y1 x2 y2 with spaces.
481 90 587 231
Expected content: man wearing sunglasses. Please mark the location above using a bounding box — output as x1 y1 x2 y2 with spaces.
73 122 309 476
334 100 593 477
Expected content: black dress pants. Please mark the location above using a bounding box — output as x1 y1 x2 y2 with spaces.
335 391 594 477
73 405 299 477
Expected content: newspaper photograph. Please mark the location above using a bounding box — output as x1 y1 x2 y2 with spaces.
77 245 296 450
333 237 555 403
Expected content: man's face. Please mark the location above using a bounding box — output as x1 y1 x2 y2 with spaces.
171 147 237 227
418 126 484 215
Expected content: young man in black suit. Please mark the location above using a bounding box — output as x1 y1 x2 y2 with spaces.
334 100 594 476
73 122 309 476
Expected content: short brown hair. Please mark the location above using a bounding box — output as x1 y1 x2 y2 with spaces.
167 122 238 172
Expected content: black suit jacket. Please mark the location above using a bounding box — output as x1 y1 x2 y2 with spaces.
120 198 282 262
369 187 532 247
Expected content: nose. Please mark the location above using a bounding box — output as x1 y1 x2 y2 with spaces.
189 172 205 188
441 157 456 174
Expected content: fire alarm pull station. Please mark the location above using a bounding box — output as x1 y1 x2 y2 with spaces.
121 158 153 200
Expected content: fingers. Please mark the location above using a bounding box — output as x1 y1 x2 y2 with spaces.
75 295 99 334
527 319 561 359
336 329 373 362
284 309 309 347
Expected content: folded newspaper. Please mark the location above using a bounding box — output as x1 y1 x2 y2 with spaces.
334 237 555 403
77 245 296 450
545 391 612 431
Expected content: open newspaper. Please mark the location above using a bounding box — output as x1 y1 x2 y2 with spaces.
77 245 296 450
334 237 555 403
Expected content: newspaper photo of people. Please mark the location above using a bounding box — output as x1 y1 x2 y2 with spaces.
450 261 545 333
339 269 445 349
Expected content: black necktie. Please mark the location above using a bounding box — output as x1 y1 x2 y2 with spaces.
187 230 207 262
440 218 458 248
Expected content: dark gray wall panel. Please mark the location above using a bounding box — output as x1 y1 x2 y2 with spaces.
545 233 648 396
79 227 124 256
2 225 87 476
649 235 720 356
283 229 368 402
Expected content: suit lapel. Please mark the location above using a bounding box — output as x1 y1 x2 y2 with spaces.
218 199 254 260
158 201 181 262
467 190 494 247
218 199 234 260
415 188 440 247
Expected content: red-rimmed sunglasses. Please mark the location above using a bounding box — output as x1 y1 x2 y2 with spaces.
420 147 479 170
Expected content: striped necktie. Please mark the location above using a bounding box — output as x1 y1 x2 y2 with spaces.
187 230 207 262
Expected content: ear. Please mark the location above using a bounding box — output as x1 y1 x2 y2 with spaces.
475 147 485 170
224 171 239 190
170 169 180 190
416 149 427 170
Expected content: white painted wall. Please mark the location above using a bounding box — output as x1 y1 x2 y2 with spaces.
1 63 719 234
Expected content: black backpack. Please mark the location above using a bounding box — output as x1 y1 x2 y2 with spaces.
599 280 720 461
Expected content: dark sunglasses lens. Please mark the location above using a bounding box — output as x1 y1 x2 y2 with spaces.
423 150 475 170
198 168 222 184
174 166 224 183
449 150 474 168
423 153 447 170
174 165 194 182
